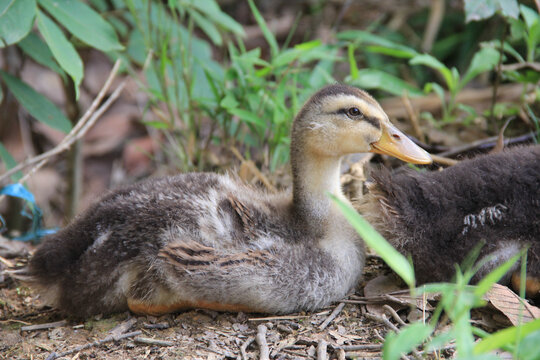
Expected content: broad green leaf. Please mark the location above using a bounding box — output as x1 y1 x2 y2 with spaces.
0 70 71 133
474 319 540 354
0 0 36 47
220 93 239 109
383 323 433 360
474 253 520 297
0 142 22 182
461 47 500 90
465 0 519 22
189 9 222 45
330 195 415 287
516 329 540 360
247 0 278 58
520 5 539 30
410 54 455 91
38 0 123 52
349 69 423 97
36 10 83 97
17 32 65 79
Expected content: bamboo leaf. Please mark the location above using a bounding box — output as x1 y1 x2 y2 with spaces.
38 0 123 51
36 10 83 97
0 0 36 47
0 70 71 133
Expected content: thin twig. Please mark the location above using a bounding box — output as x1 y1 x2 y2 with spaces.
240 336 255 360
401 93 425 143
339 344 383 351
383 304 407 326
501 62 540 72
256 324 270 360
317 339 328 360
21 320 67 332
0 59 124 185
134 336 174 346
319 302 345 330
45 330 142 360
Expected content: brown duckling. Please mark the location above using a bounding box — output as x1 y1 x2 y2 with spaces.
359 145 540 296
16 84 431 317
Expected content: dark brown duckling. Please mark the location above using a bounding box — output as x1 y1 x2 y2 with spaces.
359 145 540 297
13 85 432 317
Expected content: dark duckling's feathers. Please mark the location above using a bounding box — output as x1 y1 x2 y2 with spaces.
360 145 540 286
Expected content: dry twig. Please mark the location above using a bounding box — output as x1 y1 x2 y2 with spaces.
45 330 142 360
317 339 328 360
319 302 345 330
256 324 270 360
134 336 174 347
240 336 255 360
0 59 125 187
21 320 67 332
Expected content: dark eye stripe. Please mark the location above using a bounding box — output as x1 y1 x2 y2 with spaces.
337 109 381 130
364 116 381 130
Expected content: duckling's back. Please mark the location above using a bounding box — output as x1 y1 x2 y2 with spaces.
362 145 540 285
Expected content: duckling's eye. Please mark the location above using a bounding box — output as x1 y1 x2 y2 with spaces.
347 107 362 118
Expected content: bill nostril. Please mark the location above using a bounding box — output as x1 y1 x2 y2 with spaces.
392 134 401 140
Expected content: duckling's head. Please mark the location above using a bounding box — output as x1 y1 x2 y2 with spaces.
292 84 432 164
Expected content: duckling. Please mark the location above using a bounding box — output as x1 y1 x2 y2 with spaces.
359 145 540 296
19 85 432 317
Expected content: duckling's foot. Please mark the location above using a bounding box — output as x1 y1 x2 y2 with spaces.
127 298 256 316
511 273 540 299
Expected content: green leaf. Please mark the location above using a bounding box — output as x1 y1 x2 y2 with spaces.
247 0 278 58
229 108 265 128
187 0 245 36
0 142 22 182
38 0 123 52
474 319 540 354
410 54 455 91
0 70 71 133
349 69 423 97
330 195 416 287
337 30 418 59
383 323 433 360
189 9 222 45
520 5 539 30
36 10 83 97
17 32 65 79
347 44 358 80
0 0 36 47
464 0 519 22
460 47 500 90
474 253 520 297
516 329 540 360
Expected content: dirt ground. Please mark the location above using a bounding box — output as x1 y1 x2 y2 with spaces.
1 255 404 360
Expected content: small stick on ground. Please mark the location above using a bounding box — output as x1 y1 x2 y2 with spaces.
256 324 270 360
45 330 142 360
319 302 345 330
21 320 67 332
401 94 425 143
337 344 383 351
317 339 328 360
240 336 255 360
134 336 174 347
383 304 407 326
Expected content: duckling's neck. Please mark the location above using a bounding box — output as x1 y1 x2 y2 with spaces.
291 151 346 226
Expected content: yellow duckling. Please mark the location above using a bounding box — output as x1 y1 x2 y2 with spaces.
21 84 431 317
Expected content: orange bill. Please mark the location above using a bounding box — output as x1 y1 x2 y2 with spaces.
370 124 432 164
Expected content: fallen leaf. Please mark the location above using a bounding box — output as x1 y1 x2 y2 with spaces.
485 283 540 326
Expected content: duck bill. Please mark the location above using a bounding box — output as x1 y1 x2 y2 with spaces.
370 124 432 164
